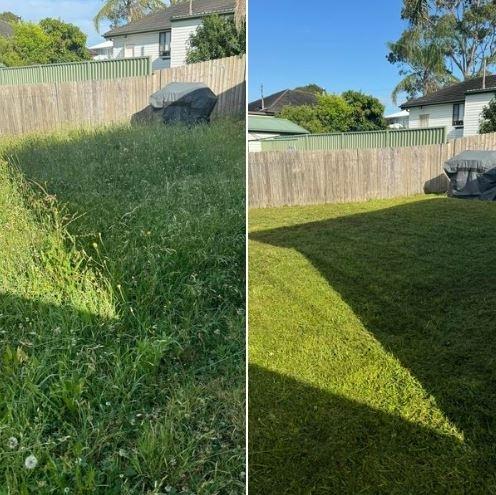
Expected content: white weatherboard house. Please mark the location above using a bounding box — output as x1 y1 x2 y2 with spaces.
103 0 235 70
401 75 496 139
384 110 409 129
88 40 114 60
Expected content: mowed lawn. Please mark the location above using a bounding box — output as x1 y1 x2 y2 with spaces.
0 121 245 494
249 195 496 494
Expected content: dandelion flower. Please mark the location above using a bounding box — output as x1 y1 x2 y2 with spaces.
24 454 38 469
7 437 18 449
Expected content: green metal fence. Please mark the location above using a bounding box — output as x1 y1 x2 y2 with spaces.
260 127 447 152
0 57 152 86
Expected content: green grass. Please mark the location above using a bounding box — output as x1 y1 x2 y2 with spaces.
249 195 496 494
0 120 245 494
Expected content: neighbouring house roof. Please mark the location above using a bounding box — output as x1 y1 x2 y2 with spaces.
88 40 114 50
0 20 13 38
104 0 235 38
401 75 496 109
248 114 310 135
248 89 318 115
385 110 409 120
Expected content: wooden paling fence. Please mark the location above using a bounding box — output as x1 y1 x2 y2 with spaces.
0 56 245 136
249 131 496 208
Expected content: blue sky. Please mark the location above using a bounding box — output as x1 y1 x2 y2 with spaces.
248 0 408 114
0 0 110 46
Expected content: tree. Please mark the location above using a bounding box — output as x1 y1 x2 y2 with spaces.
0 22 52 66
278 94 355 134
0 19 90 67
94 0 165 32
186 14 245 64
294 83 325 95
0 11 21 24
387 28 457 103
342 90 386 131
389 0 496 102
480 97 496 133
40 18 90 63
278 104 327 134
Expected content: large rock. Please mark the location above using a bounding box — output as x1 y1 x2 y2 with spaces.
150 82 218 125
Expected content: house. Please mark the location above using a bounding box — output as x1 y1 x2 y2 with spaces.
0 20 13 38
401 75 496 139
385 110 409 129
248 113 309 152
103 0 235 70
248 89 318 115
88 40 114 60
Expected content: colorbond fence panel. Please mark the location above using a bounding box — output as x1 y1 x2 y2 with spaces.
249 131 496 208
0 56 245 136
260 127 447 152
0 57 152 86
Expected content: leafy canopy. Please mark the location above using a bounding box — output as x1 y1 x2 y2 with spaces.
186 15 246 64
389 0 496 102
0 11 20 24
278 91 386 134
94 0 166 32
480 97 496 134
0 16 90 66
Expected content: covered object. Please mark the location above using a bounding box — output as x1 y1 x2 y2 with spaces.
443 150 496 200
150 82 217 125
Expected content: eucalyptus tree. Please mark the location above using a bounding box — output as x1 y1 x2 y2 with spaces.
389 0 496 102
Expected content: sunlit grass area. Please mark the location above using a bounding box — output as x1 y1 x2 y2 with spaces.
0 120 245 494
249 195 496 494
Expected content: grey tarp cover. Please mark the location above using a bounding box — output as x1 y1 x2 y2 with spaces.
149 82 217 125
443 150 496 200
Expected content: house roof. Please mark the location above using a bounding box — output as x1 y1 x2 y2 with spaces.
385 110 409 120
88 40 114 50
401 75 496 109
248 114 310 135
248 89 318 115
0 20 13 38
104 0 235 38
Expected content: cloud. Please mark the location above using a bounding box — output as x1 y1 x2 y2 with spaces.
1 0 110 44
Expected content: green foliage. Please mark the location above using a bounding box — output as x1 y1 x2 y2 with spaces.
0 119 245 492
186 15 246 64
0 18 90 67
278 104 325 134
294 83 326 95
480 96 496 133
94 0 165 32
0 11 20 24
39 18 90 63
389 0 496 102
387 28 457 103
0 22 52 66
278 91 385 134
342 90 386 131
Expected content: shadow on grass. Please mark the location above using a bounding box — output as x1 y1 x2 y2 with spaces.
250 197 496 492
249 364 478 494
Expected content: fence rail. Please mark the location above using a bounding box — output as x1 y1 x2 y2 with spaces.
260 127 447 152
0 57 152 86
249 131 496 208
0 56 245 136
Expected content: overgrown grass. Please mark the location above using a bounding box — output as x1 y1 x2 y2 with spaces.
0 120 245 494
249 195 496 494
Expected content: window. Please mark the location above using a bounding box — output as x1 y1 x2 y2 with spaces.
452 103 464 126
159 30 171 58
419 114 430 128
124 44 135 58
